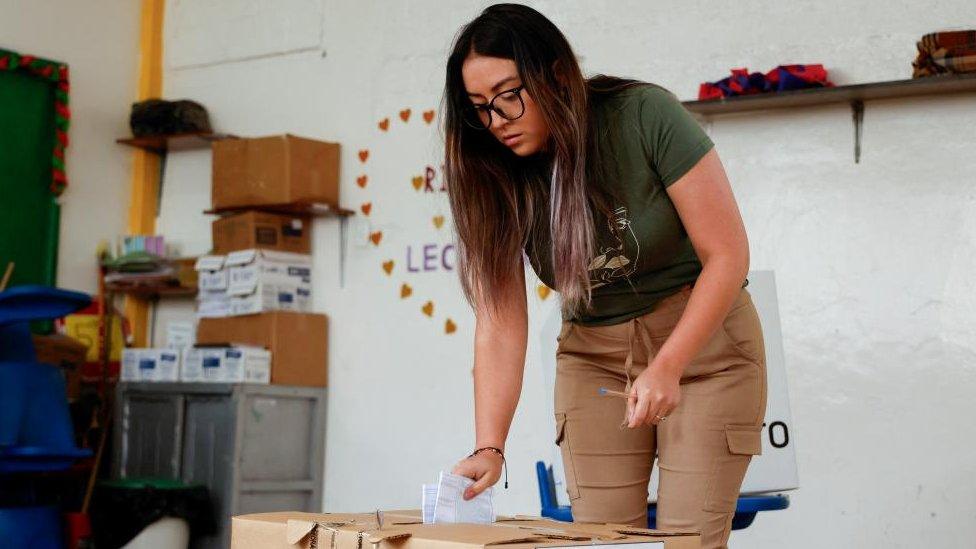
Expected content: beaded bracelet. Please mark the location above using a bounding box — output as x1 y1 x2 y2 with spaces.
469 446 508 489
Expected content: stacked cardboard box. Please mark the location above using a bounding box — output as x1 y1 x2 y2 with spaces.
196 311 327 387
121 344 273 385
195 249 312 318
231 509 701 548
212 211 311 255
210 134 339 256
189 133 339 387
211 134 340 212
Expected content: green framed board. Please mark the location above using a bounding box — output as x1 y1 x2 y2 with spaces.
0 49 70 288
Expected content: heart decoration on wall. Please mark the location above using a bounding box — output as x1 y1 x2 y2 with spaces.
354 105 461 335
537 284 552 300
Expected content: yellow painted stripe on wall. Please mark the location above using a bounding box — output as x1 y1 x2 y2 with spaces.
125 0 165 346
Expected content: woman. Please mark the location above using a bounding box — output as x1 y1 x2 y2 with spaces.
444 5 767 548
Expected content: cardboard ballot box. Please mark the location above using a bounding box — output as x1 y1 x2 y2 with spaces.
212 211 311 255
196 311 327 387
231 510 701 549
212 134 340 210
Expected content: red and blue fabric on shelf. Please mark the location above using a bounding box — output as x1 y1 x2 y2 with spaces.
698 64 834 100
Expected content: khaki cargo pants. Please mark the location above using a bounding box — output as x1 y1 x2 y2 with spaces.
554 284 767 549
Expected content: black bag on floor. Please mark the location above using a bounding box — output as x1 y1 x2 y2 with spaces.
89 478 216 549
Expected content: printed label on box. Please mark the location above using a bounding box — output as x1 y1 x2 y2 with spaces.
199 270 228 291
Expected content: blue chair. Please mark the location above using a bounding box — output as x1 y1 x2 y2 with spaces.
536 461 789 530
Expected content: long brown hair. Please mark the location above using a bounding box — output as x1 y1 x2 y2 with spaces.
443 3 648 318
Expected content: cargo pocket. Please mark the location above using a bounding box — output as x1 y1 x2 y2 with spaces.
554 412 581 500
720 298 764 366
702 423 763 513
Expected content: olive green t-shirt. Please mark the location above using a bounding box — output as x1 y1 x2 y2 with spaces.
526 84 743 326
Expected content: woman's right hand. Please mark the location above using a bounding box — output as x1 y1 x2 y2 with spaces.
452 450 504 500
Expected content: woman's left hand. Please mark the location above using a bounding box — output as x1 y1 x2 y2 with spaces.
626 363 682 428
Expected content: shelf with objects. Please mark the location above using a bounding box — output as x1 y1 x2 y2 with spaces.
105 285 196 299
102 254 198 300
683 72 976 163
114 133 338 547
99 247 197 349
203 201 355 219
117 97 236 153
116 98 234 351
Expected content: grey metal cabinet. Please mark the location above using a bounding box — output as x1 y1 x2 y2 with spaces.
113 382 326 549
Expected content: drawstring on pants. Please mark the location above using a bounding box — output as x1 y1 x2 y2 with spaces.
620 315 651 429
618 283 693 429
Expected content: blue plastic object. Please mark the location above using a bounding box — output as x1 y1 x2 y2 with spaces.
0 285 93 473
0 285 93 327
0 358 93 472
0 505 64 549
535 460 789 530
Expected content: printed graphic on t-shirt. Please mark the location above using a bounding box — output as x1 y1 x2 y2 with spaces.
588 206 640 288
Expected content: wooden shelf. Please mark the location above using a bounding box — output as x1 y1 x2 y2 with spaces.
203 202 355 218
104 284 197 300
116 131 238 153
104 257 198 300
682 73 976 116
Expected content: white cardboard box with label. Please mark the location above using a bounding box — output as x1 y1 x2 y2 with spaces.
225 249 312 316
121 348 181 382
182 346 271 383
195 254 228 291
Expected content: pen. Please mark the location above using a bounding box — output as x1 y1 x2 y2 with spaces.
598 387 633 399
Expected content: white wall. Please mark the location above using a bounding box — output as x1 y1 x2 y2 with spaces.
156 1 976 547
0 0 141 293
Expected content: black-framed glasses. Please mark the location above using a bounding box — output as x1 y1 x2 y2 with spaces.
464 85 526 130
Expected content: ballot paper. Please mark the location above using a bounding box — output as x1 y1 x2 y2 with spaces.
421 483 438 524
422 471 495 524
